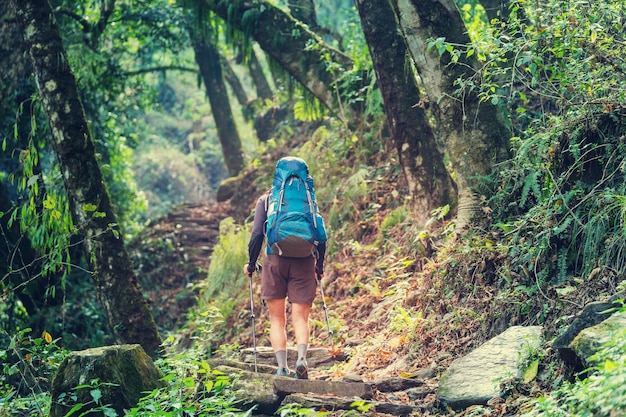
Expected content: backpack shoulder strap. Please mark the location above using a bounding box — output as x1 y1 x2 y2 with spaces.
263 188 271 212
304 183 318 228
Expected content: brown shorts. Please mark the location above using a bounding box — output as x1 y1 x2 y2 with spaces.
261 254 317 305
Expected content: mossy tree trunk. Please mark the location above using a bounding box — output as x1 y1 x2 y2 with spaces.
221 54 251 110
200 0 355 120
354 0 456 224
248 49 274 101
391 0 512 230
12 0 162 357
193 36 245 177
0 0 56 332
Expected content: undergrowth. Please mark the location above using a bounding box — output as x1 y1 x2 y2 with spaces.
189 216 251 352
0 324 252 416
0 328 65 416
522 324 626 417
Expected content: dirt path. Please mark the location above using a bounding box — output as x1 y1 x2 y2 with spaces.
128 202 235 331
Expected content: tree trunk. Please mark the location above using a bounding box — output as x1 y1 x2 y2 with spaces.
248 49 274 101
221 55 251 109
354 0 456 224
392 0 512 230
193 36 245 177
0 0 59 333
12 0 162 357
200 0 355 120
479 0 511 23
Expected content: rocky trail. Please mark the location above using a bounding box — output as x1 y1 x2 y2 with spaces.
128 200 621 416
128 201 444 415
209 346 436 416
129 202 235 331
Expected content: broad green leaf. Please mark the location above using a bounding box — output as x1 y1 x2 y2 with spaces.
90 388 102 404
522 359 539 383
183 376 195 387
603 360 619 372
205 380 214 392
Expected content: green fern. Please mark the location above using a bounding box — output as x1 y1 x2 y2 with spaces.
555 247 568 285
519 170 541 209
552 216 572 237
293 97 325 122
380 207 408 236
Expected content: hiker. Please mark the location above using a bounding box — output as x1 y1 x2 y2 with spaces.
244 156 327 379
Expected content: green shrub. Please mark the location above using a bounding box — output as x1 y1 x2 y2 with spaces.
0 328 68 417
523 329 626 416
126 354 252 417
189 217 251 348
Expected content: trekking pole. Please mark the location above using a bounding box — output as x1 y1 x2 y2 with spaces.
248 270 258 372
317 273 333 338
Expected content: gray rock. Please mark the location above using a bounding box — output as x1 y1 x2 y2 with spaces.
437 326 543 410
570 310 626 368
553 297 623 368
371 376 425 392
406 385 432 401
50 344 165 417
281 393 419 416
274 377 373 399
211 364 281 415
553 301 617 350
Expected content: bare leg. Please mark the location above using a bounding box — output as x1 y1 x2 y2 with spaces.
291 302 311 347
266 298 287 352
292 302 311 379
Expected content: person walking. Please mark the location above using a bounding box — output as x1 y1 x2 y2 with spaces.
244 156 327 379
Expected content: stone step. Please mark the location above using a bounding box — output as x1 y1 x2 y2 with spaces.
274 377 373 399
240 346 348 368
282 393 419 417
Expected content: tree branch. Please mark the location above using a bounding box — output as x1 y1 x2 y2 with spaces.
52 7 91 33
123 65 198 76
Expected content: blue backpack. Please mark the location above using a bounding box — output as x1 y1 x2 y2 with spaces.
265 157 328 257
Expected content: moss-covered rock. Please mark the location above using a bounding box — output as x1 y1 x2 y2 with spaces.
570 310 626 368
50 344 165 417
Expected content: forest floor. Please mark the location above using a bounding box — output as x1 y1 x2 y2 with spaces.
128 157 614 416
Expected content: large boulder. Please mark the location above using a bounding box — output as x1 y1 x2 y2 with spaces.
552 294 624 369
437 326 543 410
569 310 626 368
50 344 165 417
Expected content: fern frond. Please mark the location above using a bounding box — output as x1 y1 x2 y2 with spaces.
519 170 541 209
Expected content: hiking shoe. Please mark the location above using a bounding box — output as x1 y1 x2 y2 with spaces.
295 359 308 380
274 367 290 377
